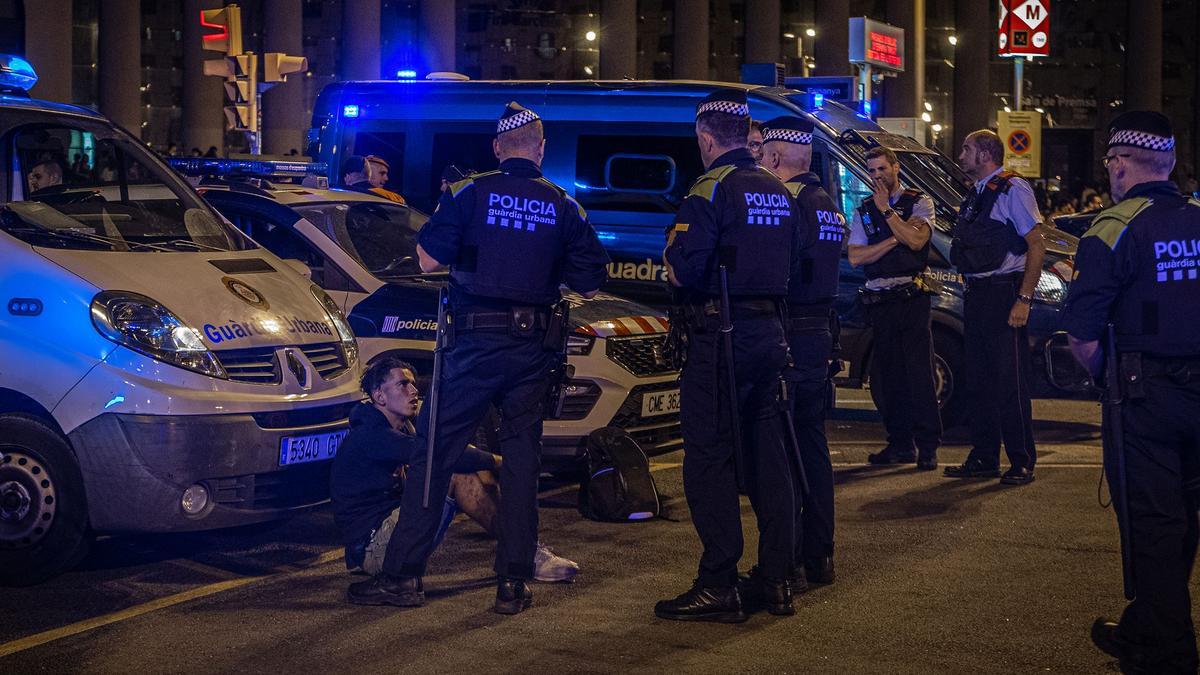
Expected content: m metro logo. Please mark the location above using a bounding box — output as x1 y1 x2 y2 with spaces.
998 0 1050 57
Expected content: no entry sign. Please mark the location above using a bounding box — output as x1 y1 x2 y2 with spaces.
998 110 1042 177
998 0 1050 57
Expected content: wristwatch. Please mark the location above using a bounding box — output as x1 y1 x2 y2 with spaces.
882 208 897 220
1017 293 1034 305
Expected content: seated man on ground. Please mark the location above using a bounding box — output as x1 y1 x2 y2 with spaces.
330 356 579 584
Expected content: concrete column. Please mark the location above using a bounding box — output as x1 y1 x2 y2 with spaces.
24 0 72 103
744 0 781 64
952 0 990 152
1126 0 1162 112
98 0 142 134
814 0 850 76
262 0 306 156
673 0 709 80
599 0 636 79
342 0 381 80
419 0 456 74
183 0 226 155
883 0 925 119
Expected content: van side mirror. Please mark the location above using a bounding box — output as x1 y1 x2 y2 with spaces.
282 258 312 279
1042 331 1095 394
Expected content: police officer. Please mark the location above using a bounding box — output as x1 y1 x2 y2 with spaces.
347 102 609 615
1062 111 1200 674
848 147 941 469
944 130 1044 485
761 115 842 587
655 90 799 622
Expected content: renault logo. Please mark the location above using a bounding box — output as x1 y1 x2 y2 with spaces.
284 349 308 388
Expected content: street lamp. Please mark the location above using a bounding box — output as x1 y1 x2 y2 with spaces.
805 28 816 37
948 35 958 46
585 31 596 42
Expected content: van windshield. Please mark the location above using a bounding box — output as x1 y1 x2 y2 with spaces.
293 201 429 278
0 121 252 252
893 150 971 216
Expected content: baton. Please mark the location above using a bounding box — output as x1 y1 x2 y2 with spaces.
718 265 746 491
422 286 449 509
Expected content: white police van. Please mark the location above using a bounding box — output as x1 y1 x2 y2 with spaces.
0 57 364 584
169 160 683 468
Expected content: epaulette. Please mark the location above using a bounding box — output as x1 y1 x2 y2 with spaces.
986 171 1019 193
447 176 476 198
687 164 737 202
533 176 587 219
901 187 923 198
786 181 806 199
1083 197 1151 251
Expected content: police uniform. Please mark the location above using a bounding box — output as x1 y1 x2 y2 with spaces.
365 103 609 611
763 115 842 585
849 183 942 468
945 160 1042 481
1062 112 1200 673
655 91 799 622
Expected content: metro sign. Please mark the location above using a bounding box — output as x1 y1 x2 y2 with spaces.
998 0 1049 57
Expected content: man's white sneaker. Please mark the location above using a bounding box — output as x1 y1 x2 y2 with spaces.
533 542 579 583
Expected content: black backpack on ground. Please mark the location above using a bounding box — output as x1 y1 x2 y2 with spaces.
578 427 661 522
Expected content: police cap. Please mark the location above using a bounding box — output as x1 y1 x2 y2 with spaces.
1108 111 1175 152
761 115 814 145
696 89 750 119
497 101 541 135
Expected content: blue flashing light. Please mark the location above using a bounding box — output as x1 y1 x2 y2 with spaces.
0 54 38 92
860 99 873 118
166 157 329 180
396 69 418 79
342 104 360 118
596 232 618 242
813 92 825 108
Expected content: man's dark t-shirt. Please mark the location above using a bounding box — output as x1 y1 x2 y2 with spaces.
329 402 417 545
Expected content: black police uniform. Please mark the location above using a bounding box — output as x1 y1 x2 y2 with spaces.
947 170 1039 479
378 105 609 596
1062 115 1200 671
855 189 942 465
783 168 842 579
658 102 799 618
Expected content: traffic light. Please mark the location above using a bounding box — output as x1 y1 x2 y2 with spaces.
203 54 257 132
262 53 308 83
199 4 242 56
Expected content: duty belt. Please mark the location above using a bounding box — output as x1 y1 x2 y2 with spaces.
789 316 830 332
858 281 921 306
1138 354 1200 381
700 297 779 319
455 309 549 332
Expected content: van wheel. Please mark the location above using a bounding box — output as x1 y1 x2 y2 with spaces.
932 329 966 429
0 414 90 586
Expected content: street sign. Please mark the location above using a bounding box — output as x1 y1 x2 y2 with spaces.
848 17 905 72
998 110 1042 177
998 0 1050 57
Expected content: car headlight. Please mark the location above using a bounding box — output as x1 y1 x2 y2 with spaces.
1033 268 1067 304
90 291 226 378
311 285 359 367
567 333 595 356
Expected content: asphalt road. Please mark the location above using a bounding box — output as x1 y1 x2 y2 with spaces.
0 389 1171 673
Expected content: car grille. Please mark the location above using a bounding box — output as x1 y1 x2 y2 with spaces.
299 342 350 380
608 382 682 454
209 461 332 511
606 335 675 377
252 401 358 430
214 346 281 384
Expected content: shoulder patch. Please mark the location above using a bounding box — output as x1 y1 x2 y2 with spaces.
534 176 568 198
448 176 476 198
564 193 588 220
1083 197 1151 250
687 165 737 201
786 181 806 199
902 188 922 198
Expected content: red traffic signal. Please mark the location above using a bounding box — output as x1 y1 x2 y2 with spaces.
200 4 243 55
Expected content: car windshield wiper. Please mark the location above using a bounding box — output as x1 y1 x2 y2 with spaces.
154 238 228 252
1 205 173 252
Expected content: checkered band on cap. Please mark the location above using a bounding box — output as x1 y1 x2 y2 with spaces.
497 109 540 134
763 128 812 145
1109 129 1175 152
696 100 750 118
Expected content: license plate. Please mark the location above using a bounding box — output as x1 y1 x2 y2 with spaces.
641 389 680 417
279 430 348 466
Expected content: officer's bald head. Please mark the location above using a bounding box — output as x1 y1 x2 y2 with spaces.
763 140 811 180
494 119 545 165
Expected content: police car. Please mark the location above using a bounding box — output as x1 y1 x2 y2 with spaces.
169 159 683 467
0 58 366 585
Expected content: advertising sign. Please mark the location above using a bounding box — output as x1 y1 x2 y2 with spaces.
998 0 1050 57
848 17 905 72
998 110 1042 177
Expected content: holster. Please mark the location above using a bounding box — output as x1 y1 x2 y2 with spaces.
859 282 921 306
1118 352 1145 400
663 305 695 370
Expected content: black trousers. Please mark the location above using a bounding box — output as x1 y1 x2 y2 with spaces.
786 329 835 565
1110 373 1200 671
382 329 555 580
962 273 1036 469
680 313 793 586
865 293 942 453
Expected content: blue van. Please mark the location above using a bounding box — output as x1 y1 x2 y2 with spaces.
306 80 1080 425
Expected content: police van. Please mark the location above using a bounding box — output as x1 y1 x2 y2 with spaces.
167 159 682 467
305 79 1080 424
0 58 364 585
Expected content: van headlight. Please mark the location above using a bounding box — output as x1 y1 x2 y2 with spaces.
567 333 595 356
1033 269 1067 304
311 285 359 367
91 291 226 378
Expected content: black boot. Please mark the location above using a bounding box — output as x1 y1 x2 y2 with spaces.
495 576 533 615
654 582 747 623
916 449 939 471
740 566 794 616
867 445 917 465
347 574 424 607
943 456 1000 478
803 556 836 585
